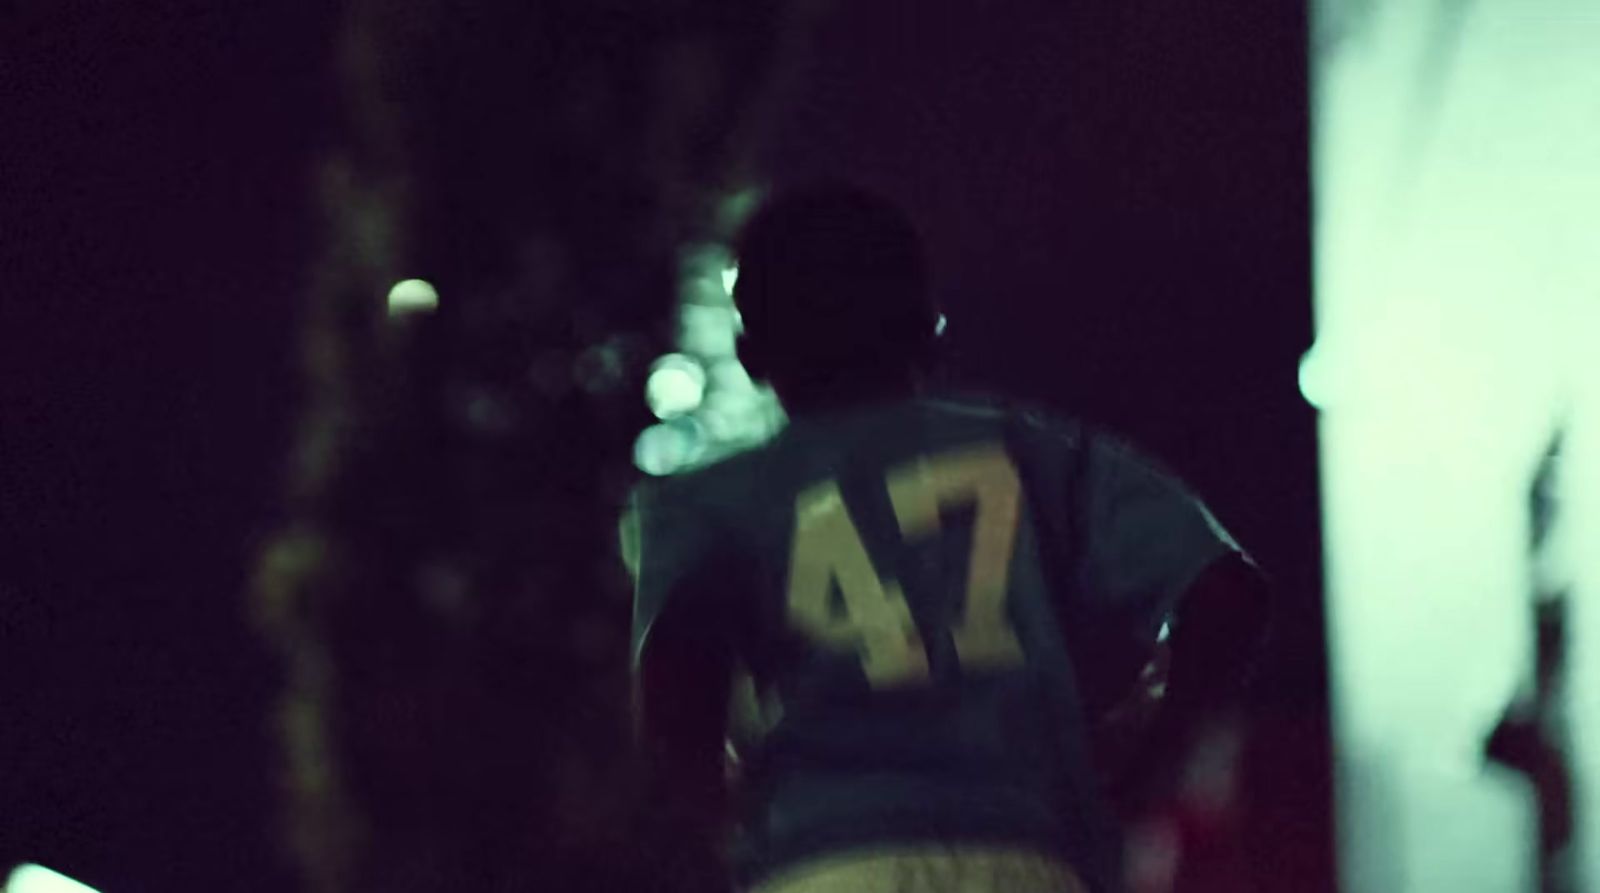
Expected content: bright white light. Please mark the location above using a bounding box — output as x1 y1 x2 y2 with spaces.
721 265 739 296
1315 0 1600 888
386 278 438 316
5 864 102 893
645 353 706 420
934 313 948 337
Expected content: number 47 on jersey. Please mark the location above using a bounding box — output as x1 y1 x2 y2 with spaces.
786 444 1027 688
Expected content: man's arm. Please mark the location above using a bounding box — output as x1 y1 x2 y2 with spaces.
1048 428 1270 814
1099 551 1270 817
633 580 738 849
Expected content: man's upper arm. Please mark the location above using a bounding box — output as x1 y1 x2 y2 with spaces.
627 483 721 668
1045 428 1252 713
625 484 738 784
1075 431 1244 646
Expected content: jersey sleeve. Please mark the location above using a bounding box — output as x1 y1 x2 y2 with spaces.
1075 431 1242 647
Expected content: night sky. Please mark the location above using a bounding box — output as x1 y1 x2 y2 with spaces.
1 2 1324 890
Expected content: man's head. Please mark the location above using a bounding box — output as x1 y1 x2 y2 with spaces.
732 183 939 412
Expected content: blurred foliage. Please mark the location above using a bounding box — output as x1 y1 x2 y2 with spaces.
253 1 827 890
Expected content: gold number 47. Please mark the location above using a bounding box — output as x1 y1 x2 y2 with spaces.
785 444 1026 687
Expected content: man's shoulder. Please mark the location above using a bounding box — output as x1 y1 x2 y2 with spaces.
918 390 1097 455
946 397 1204 505
982 399 1172 477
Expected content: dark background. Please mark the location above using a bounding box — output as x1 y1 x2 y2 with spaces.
1 2 1325 890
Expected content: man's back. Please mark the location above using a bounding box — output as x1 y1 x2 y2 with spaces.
630 395 1241 892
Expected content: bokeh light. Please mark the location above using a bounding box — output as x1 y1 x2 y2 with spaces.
386 278 439 316
635 193 783 476
633 416 708 476
645 353 707 420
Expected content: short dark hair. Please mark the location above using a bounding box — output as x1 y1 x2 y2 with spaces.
732 183 936 389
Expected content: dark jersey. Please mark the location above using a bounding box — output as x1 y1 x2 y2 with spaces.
627 395 1240 892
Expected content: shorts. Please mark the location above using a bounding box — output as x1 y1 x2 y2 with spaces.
749 845 1091 893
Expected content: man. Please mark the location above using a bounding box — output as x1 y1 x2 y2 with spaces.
626 184 1269 892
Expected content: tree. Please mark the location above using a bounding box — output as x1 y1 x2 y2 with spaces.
254 2 825 889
